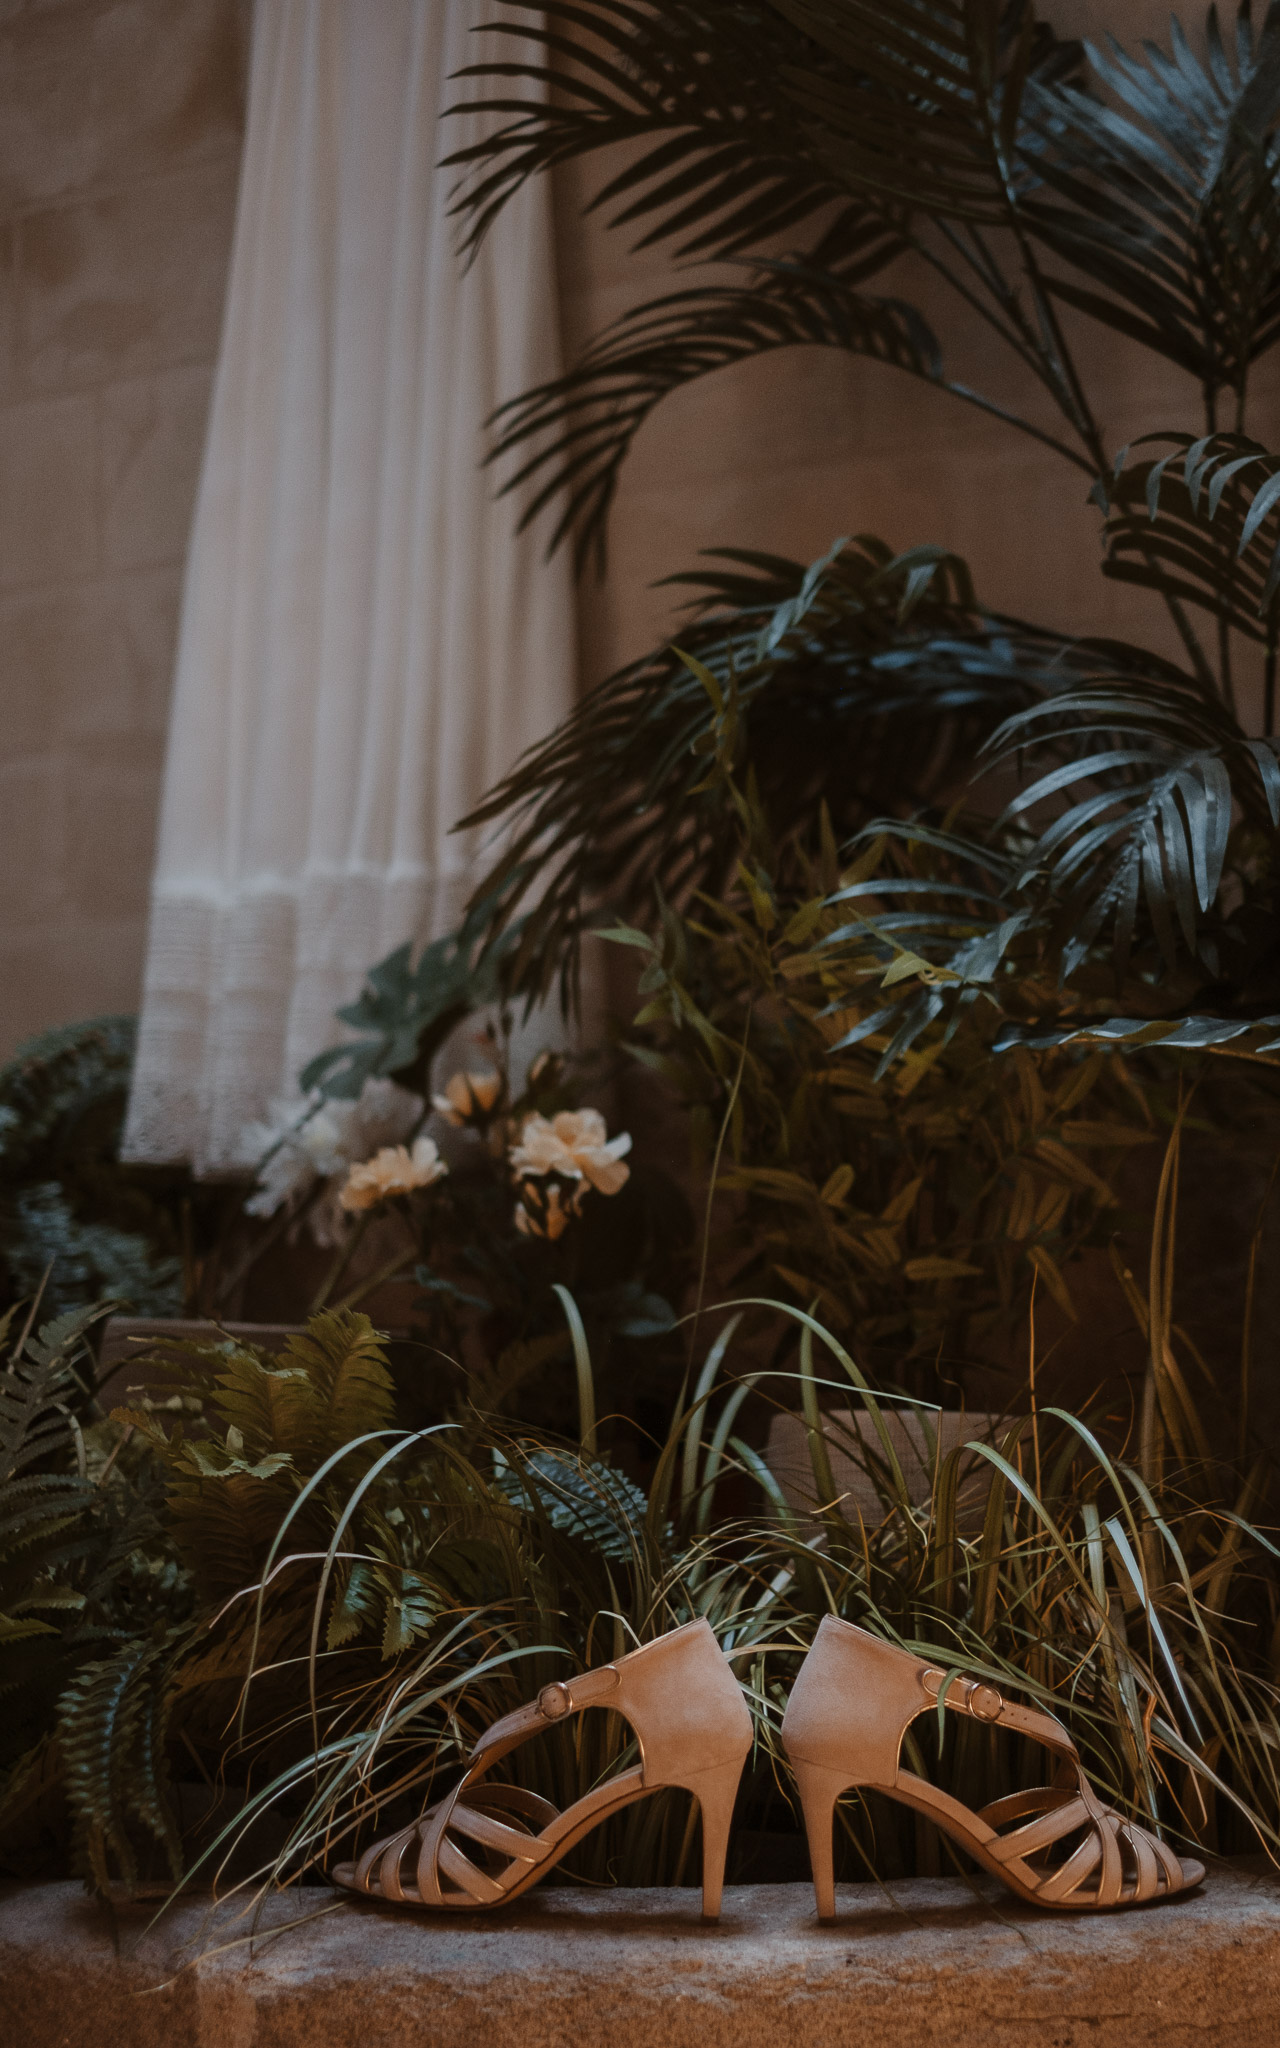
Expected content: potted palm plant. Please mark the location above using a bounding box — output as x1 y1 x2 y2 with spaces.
285 1 1280 1409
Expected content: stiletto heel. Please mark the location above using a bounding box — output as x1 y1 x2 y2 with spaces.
674 1753 745 1922
782 1615 1204 1917
788 1758 849 1922
332 1617 753 1915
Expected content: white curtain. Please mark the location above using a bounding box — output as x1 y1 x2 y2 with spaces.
122 0 574 1174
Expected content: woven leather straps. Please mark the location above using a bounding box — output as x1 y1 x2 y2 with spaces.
917 1662 1190 1907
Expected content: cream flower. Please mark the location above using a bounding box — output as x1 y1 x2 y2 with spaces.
509 1109 632 1196
432 1069 502 1126
339 1135 448 1212
242 1078 425 1227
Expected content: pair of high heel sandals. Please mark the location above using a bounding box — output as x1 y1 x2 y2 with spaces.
332 1614 1204 1920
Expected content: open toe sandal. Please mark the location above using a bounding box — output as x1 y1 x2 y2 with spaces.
331 1616 753 1920
782 1614 1205 1918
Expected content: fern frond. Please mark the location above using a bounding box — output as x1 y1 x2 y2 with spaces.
58 1631 186 1897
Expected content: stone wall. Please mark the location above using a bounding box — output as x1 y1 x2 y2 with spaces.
0 0 248 1058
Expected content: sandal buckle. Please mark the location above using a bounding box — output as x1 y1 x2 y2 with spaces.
538 1682 572 1719
969 1682 1003 1722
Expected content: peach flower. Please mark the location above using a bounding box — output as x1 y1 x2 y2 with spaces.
508 1109 631 1196
339 1136 448 1212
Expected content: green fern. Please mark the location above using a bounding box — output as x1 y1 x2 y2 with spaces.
493 1445 652 1563
0 1019 186 1319
0 1302 128 1860
116 1311 398 1601
58 1632 186 1895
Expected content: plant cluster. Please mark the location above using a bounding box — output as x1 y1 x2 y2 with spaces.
1 1206 1276 1902
610 775 1163 1386
9 0 1280 1914
239 1040 691 1439
0 1019 209 1321
401 0 1280 1386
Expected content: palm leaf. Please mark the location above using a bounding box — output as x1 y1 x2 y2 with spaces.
1103 431 1280 642
773 0 1076 221
1022 6 1280 392
457 537 1097 1007
444 2 873 262
490 237 940 570
987 674 1280 974
995 1009 1280 1055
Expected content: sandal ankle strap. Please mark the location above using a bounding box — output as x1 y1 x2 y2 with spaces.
473 1663 622 1763
919 1663 1078 1759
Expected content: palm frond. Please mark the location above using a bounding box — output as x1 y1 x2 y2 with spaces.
773 0 1069 225
1103 431 1280 644
457 537 1076 1006
987 674 1280 975
490 237 939 571
1023 6 1280 392
994 1008 1280 1055
444 1 867 263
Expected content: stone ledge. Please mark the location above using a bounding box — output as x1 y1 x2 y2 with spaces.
4 1866 1279 2048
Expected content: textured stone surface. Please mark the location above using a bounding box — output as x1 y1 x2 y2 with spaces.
4 1867 1279 2048
0 0 248 1058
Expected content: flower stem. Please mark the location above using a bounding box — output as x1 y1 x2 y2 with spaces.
310 1211 372 1315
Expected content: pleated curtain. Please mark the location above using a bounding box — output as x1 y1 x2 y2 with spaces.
122 0 574 1173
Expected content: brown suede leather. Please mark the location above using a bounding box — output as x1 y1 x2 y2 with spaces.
615 1619 754 1789
781 1615 926 1787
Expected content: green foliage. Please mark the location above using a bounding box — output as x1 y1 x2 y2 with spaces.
17 0 1280 1909
148 1279 1280 1903
117 1312 399 1602
0 1298 179 1875
0 1019 187 1319
0 1268 1275 1905
432 2 1280 1071
610 816 1158 1383
299 901 516 1102
458 537 1152 1007
493 1445 652 1561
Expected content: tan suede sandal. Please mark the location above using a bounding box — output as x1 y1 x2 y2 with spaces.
782 1615 1205 1916
331 1616 754 1919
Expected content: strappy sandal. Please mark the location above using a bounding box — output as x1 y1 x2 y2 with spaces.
331 1616 754 1920
782 1615 1205 1917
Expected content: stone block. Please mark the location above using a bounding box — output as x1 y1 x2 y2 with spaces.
0 566 180 750
0 916 146 1057
66 565 182 736
99 365 214 571
0 756 67 923
0 390 97 588
0 0 247 210
64 736 162 919
0 219 15 404
19 157 239 392
3 1868 1279 2048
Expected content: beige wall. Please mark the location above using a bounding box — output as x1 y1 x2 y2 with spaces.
0 0 1266 1061
0 0 247 1058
